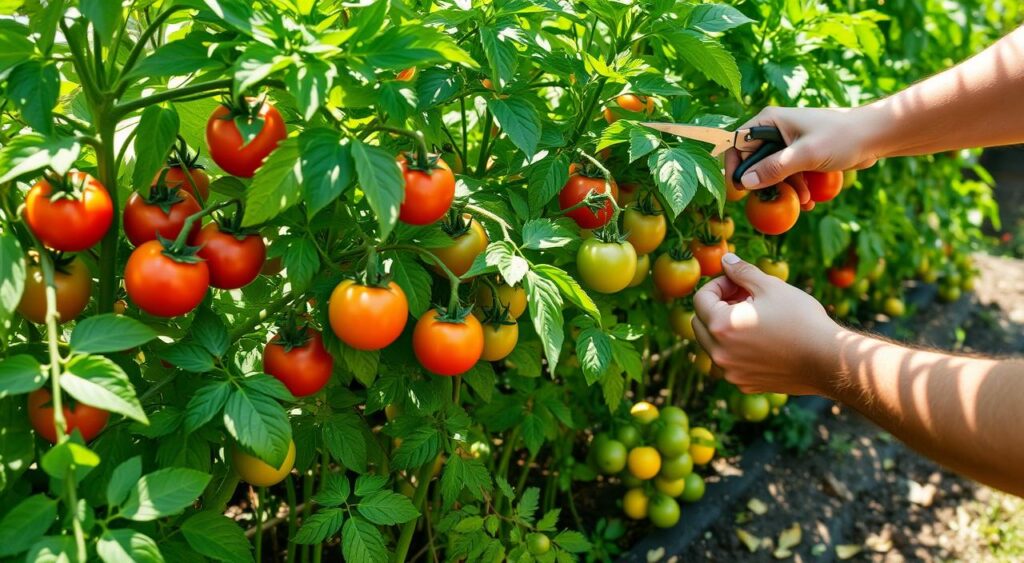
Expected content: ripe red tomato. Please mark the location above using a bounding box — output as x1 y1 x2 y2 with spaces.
329 280 408 351
398 155 456 225
725 175 747 202
802 170 843 203
123 188 202 247
263 329 334 397
413 309 484 376
805 170 843 202
559 174 619 229
690 239 727 277
28 388 109 443
431 215 489 277
623 208 667 255
159 165 210 201
18 255 91 324
24 172 113 252
745 182 800 235
828 265 857 288
194 223 266 289
653 253 701 299
396 67 417 81
206 101 287 178
124 240 210 317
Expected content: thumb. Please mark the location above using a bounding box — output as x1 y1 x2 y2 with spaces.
738 144 814 190
721 253 770 295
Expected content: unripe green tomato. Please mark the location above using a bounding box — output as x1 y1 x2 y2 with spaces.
659 452 694 479
739 394 770 422
834 299 852 318
655 423 691 457
616 424 641 449
594 439 628 474
527 533 551 555
867 260 886 282
939 285 962 303
659 406 689 430
852 278 870 295
842 169 857 189
884 297 905 318
767 393 788 409
680 472 706 503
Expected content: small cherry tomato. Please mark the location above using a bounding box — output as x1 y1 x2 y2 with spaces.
431 215 489 277
28 388 109 443
206 101 287 178
725 175 748 202
398 155 456 226
690 238 727 277
577 239 637 294
746 183 800 235
757 256 790 282
194 223 266 290
653 253 701 299
264 329 334 397
559 173 618 229
123 188 202 247
828 265 857 288
413 309 484 376
329 280 409 351
707 216 735 240
24 172 113 252
805 170 843 202
18 254 91 324
475 283 527 319
603 94 654 123
669 306 696 341
124 240 209 317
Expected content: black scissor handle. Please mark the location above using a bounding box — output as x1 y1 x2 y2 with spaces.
732 126 785 185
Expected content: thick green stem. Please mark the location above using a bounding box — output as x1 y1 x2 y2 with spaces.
114 6 188 94
391 462 436 563
254 487 265 562
113 78 233 119
286 476 298 563
95 117 119 313
170 200 234 252
475 110 494 176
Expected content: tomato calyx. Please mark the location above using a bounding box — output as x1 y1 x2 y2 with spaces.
218 95 270 146
154 234 205 265
439 206 473 238
666 244 695 261
167 138 206 171
692 230 722 246
141 176 192 215
755 185 783 202
271 313 316 351
401 150 444 173
477 292 516 327
28 249 77 275
633 191 662 216
433 303 475 324
39 170 93 202
209 202 256 240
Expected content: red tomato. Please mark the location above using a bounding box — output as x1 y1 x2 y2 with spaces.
828 265 857 288
123 188 202 247
559 174 619 229
206 101 287 178
24 172 113 252
329 280 409 351
690 239 728 277
725 175 747 202
745 182 800 235
653 253 701 299
413 309 484 376
159 166 210 201
396 67 417 81
18 255 91 324
124 240 210 317
263 330 334 397
194 223 266 289
398 155 456 225
28 388 109 443
805 170 843 202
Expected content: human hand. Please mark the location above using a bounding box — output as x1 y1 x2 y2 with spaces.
724 106 885 198
691 253 847 397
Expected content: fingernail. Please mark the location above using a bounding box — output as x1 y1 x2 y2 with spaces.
723 252 740 265
740 171 759 188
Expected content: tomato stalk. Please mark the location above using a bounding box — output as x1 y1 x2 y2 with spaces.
113 78 234 119
168 200 235 254
391 461 436 562
381 244 462 312
475 110 495 176
285 476 298 563
254 487 265 561
367 125 432 169
113 5 189 95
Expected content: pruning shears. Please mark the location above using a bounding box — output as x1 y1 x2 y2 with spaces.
642 122 785 185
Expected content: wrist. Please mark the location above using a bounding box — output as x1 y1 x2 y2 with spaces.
851 102 901 160
807 321 855 400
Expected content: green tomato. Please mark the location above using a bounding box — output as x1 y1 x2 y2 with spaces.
767 393 788 409
615 424 641 449
648 494 681 528
577 238 638 294
740 394 771 423
680 473 706 503
659 406 689 430
527 533 551 555
659 452 694 479
594 439 628 474
655 423 691 457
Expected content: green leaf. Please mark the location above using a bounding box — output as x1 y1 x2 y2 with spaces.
8 60 58 133
764 60 809 103
554 530 593 553
160 341 215 373
352 140 403 240
322 412 369 473
79 0 122 45
0 21 32 74
517 486 540 522
389 253 432 318
527 154 570 215
299 129 354 218
480 20 520 88
61 354 148 423
40 440 100 480
365 373 405 415
524 270 564 374
181 511 253 563
353 474 388 496
0 355 45 399
0 495 58 557
341 345 378 388
361 26 478 70
611 338 643 382
69 315 158 354
536 508 560 532
233 43 294 94
521 219 573 250
282 237 320 292
391 426 442 471
818 216 851 265
341 517 388 563
25 536 75 563
96 529 163 563
223 385 292 468
128 32 225 79
241 374 295 403
416 68 464 109
0 230 25 337
106 456 142 508
630 73 689 96
531 264 600 322
293 508 345 544
600 370 625 411
649 147 698 217
289 58 337 121
577 328 612 385
462 362 495 403
687 3 755 33
670 31 741 99
0 134 81 183
485 241 529 286
629 127 661 163
185 381 231 432
439 455 492 508
191 309 229 358
488 98 541 157
120 468 211 522
312 473 350 507
357 490 419 525
243 139 301 227
131 105 179 192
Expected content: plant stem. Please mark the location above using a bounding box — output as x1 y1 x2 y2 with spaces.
228 293 296 342
170 200 234 252
475 110 494 176
313 449 328 563
114 5 188 94
380 244 461 311
95 117 119 313
391 462 436 563
286 476 298 563
514 447 539 502
113 78 233 118
301 472 314 563
254 487 265 562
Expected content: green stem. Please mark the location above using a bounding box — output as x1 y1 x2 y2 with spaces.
114 5 188 94
113 78 233 118
170 200 234 253
475 110 494 176
460 97 468 166
254 487 265 562
96 117 119 313
313 450 328 563
286 476 298 563
367 126 431 167
514 447 539 502
301 472 314 563
391 462 436 563
381 244 461 311
60 20 102 103
567 77 607 148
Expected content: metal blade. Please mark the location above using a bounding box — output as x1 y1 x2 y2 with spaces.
641 122 735 156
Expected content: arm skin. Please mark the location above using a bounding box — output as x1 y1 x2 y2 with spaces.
691 254 1024 497
726 25 1024 191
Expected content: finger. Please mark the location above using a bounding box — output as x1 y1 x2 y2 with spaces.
690 315 717 355
720 253 773 296
737 144 817 190
692 276 738 321
801 199 816 212
786 172 810 204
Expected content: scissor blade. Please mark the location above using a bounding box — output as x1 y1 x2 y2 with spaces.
641 122 735 156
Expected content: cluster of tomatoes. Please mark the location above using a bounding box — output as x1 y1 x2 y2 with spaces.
727 388 789 423
588 401 716 528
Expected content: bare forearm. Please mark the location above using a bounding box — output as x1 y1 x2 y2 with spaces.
826 330 1024 495
859 26 1024 157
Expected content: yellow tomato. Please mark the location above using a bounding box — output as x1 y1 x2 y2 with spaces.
232 440 296 487
627 446 662 480
689 427 716 465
